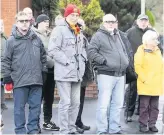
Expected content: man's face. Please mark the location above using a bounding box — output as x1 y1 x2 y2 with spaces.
66 13 79 25
137 19 149 30
16 15 30 32
0 20 4 34
38 20 49 31
103 16 117 32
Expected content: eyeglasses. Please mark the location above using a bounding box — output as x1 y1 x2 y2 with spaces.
105 21 118 24
17 20 30 23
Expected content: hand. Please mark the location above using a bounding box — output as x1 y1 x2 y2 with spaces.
5 83 13 91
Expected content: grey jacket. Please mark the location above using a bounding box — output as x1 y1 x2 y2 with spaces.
0 33 7 79
48 20 87 82
2 27 47 88
87 25 129 76
32 27 54 68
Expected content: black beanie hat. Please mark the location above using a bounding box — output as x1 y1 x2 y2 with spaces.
36 14 49 24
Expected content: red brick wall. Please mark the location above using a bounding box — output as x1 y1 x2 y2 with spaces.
1 0 17 36
19 0 32 11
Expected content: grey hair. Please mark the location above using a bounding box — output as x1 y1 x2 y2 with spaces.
142 30 158 44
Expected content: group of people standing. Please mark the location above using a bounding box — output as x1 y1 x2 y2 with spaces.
1 3 164 135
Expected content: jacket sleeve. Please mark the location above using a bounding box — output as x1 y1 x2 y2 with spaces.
1 39 13 83
87 33 106 65
48 27 69 66
40 41 47 72
134 47 146 83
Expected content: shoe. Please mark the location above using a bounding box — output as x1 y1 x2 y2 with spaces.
42 121 60 131
126 116 132 122
139 126 149 133
76 126 84 134
69 131 83 134
0 123 4 131
149 126 158 132
114 131 122 134
78 124 90 130
1 104 8 110
100 132 107 134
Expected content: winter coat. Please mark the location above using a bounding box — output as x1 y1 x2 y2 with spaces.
0 33 7 79
134 44 164 96
87 25 129 76
48 19 87 82
2 27 47 88
32 27 54 68
126 25 152 54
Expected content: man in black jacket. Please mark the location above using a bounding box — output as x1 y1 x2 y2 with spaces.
87 14 130 134
2 11 47 134
125 14 150 122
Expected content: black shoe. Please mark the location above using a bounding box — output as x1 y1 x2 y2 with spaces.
69 130 83 134
76 126 84 134
139 126 149 133
78 124 90 130
114 131 122 134
100 132 107 134
149 126 158 132
42 121 60 131
126 116 132 122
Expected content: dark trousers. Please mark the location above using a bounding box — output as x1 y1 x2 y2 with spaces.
125 81 139 116
13 85 42 134
139 95 159 127
42 73 55 123
75 86 86 127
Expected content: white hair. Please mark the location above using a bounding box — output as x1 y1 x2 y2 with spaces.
103 14 116 22
142 30 158 44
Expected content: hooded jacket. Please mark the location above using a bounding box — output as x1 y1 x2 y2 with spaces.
48 19 87 82
87 25 129 76
32 27 54 68
2 26 47 88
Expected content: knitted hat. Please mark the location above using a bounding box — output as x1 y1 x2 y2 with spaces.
36 14 49 24
64 4 80 17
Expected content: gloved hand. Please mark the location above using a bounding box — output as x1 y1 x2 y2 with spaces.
5 83 13 91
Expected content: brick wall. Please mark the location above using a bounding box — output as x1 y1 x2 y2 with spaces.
1 0 17 36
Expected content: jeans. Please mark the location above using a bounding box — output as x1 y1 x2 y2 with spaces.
56 81 81 134
96 74 125 134
13 85 42 134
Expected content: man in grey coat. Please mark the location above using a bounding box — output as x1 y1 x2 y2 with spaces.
87 14 129 134
48 4 86 134
2 11 47 134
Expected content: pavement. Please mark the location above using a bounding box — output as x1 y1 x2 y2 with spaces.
2 96 164 134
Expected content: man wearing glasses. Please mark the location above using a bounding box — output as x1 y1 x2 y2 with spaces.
2 11 47 134
87 14 129 134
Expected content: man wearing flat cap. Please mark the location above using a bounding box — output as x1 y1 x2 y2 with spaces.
124 14 152 124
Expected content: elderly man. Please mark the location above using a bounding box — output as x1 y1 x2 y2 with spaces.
87 14 130 134
125 14 151 122
48 4 87 134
